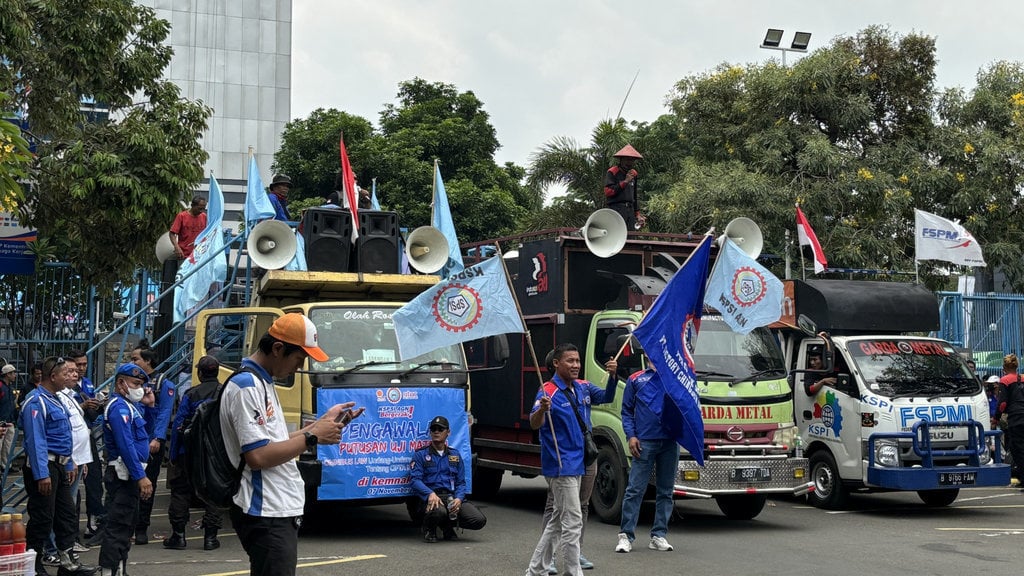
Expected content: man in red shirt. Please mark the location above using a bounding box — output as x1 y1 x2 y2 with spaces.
169 196 208 260
604 145 646 230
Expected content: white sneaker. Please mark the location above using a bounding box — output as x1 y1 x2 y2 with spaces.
649 536 674 551
615 532 631 553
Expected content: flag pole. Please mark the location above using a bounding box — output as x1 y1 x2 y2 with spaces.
493 240 561 470
432 159 439 223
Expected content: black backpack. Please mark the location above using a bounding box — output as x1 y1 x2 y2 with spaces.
183 367 266 508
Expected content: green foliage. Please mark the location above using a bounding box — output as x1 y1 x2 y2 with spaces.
272 108 374 202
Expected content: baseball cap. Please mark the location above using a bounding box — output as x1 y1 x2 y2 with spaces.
268 313 329 362
429 416 449 430
1 364 17 376
115 363 150 384
986 375 1001 383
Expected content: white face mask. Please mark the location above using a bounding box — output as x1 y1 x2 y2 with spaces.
127 386 145 403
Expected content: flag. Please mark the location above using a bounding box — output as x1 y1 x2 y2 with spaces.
371 178 381 210
284 231 307 271
704 239 783 334
174 176 228 322
339 134 359 243
914 209 986 267
632 236 712 466
432 162 464 278
244 156 275 231
393 257 524 360
796 205 827 274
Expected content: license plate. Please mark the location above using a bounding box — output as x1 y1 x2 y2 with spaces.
730 467 771 482
939 471 976 486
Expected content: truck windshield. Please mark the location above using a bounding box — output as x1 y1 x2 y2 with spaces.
307 306 461 372
693 317 786 381
845 339 980 397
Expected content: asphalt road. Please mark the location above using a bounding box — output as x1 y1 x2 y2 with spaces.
71 474 1024 576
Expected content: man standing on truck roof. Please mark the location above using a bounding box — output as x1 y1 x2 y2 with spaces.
616 365 678 554
220 313 364 576
525 344 617 576
604 145 646 231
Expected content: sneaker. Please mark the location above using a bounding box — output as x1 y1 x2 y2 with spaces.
423 529 437 543
649 536 674 551
134 531 148 545
71 542 90 553
546 562 558 575
42 553 61 567
615 532 631 553
579 554 594 569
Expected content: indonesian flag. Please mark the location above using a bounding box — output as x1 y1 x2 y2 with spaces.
796 205 827 274
339 133 360 243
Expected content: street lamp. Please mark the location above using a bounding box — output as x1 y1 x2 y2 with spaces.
759 28 812 66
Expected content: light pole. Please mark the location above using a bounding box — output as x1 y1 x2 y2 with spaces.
759 28 812 66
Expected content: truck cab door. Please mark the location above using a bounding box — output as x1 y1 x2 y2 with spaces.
795 342 862 479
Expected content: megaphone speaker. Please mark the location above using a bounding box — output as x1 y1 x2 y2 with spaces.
247 220 297 270
155 232 176 264
405 226 450 274
303 208 352 272
717 217 763 259
581 208 627 258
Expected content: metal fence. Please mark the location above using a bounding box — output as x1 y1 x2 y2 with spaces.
937 291 1024 378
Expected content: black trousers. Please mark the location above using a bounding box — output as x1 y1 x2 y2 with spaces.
419 497 487 533
167 459 221 531
608 202 637 230
86 425 106 518
98 466 140 571
25 460 78 553
1007 424 1024 479
230 505 300 576
135 444 165 534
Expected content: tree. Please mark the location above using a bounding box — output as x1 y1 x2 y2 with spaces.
1 0 211 290
272 108 374 202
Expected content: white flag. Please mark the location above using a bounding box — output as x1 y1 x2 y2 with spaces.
914 209 986 267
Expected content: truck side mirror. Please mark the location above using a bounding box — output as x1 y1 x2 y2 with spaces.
490 334 510 364
797 314 818 336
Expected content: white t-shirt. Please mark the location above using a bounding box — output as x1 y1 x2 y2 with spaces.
57 389 93 467
219 362 304 517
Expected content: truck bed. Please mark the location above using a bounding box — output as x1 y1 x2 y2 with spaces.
255 270 440 306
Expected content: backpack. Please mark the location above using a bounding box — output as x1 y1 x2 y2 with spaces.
183 366 266 508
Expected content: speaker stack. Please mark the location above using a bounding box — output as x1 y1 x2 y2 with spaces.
355 211 400 273
302 208 352 272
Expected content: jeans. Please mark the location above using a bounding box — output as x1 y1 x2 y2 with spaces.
526 476 582 576
619 439 679 540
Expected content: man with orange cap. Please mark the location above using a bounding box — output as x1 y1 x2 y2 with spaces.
604 145 646 230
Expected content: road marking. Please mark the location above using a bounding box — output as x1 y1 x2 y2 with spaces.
936 527 1024 531
198 555 386 576
955 493 1020 503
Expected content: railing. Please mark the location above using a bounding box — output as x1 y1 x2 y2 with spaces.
937 291 1024 376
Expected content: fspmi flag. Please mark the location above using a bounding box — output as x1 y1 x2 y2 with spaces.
393 257 525 360
914 209 986 267
704 238 783 334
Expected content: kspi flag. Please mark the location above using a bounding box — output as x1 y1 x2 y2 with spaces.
704 238 783 334
796 205 827 274
174 176 227 322
393 257 524 360
914 209 986 267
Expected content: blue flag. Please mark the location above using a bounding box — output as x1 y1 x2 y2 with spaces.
432 163 464 278
393 257 524 360
245 156 275 231
703 238 783 334
284 231 308 271
174 176 228 322
632 236 712 467
371 178 381 210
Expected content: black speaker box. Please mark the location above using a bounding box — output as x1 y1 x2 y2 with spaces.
355 211 400 273
303 208 352 272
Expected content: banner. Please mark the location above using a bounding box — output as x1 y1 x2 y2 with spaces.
0 213 36 275
633 236 712 466
393 257 525 360
796 205 827 274
704 238 783 334
316 386 471 500
914 209 986 267
432 162 464 278
174 176 227 322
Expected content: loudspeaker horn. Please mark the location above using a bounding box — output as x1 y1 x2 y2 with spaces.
155 232 176 264
581 208 627 258
247 220 297 270
717 217 763 259
405 226 450 274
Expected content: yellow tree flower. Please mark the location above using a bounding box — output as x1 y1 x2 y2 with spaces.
955 172 966 183
857 167 874 180
963 142 975 154
898 174 909 184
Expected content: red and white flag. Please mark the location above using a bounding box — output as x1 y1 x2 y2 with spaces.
339 133 359 243
796 205 827 274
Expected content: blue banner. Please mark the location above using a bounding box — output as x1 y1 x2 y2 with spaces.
633 236 712 467
0 213 36 275
703 238 783 334
174 176 227 322
316 386 470 500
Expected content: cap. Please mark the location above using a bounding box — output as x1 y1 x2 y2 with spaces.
613 144 643 159
270 173 292 187
1 364 17 376
429 416 450 430
986 375 1001 383
268 313 329 362
115 363 150 385
197 355 220 376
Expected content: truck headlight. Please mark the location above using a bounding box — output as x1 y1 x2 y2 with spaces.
979 442 992 465
874 440 899 467
773 425 797 449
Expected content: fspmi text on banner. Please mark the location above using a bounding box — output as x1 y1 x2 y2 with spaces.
393 256 525 360
704 238 783 335
913 209 986 267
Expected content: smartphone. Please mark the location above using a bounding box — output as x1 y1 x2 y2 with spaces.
335 409 356 425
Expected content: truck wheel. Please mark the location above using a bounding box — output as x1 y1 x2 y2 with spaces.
808 450 848 510
715 494 767 520
917 489 959 507
591 443 626 524
471 466 504 500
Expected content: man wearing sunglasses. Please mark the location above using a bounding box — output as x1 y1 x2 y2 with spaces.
409 415 486 543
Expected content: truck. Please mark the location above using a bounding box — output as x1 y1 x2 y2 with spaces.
775 279 1010 509
192 269 475 513
464 229 811 522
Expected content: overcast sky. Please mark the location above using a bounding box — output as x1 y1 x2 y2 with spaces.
292 0 1024 170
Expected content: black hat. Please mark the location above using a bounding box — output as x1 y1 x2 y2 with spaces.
429 416 449 430
270 174 292 187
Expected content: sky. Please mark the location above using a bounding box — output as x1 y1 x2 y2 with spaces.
292 0 1024 171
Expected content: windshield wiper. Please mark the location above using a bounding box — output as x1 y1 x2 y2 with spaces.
728 368 787 386
695 370 735 382
399 360 462 378
339 361 402 375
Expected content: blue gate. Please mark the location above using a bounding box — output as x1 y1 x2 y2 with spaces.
937 291 1024 377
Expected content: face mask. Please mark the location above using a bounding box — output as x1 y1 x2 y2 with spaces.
127 386 145 403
